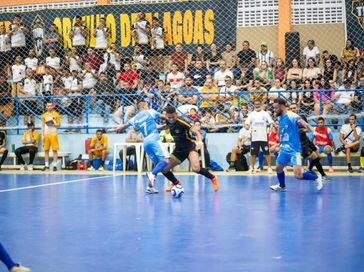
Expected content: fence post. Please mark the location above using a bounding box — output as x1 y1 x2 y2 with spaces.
15 96 19 135
319 89 323 115
86 95 89 134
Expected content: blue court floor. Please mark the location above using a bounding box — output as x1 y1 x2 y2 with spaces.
0 173 364 272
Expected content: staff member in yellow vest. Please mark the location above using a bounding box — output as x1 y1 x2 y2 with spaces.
15 121 40 171
87 129 108 171
41 102 60 171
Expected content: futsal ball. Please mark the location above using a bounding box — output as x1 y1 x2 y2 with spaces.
171 185 184 198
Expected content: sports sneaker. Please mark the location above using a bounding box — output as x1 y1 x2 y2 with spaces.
27 165 33 171
11 265 31 272
145 187 159 194
53 166 57 172
42 166 49 171
226 166 236 172
270 184 287 192
166 181 181 192
248 167 254 174
328 166 334 173
87 166 95 171
348 166 354 173
146 172 155 188
358 167 364 173
20 164 26 171
315 175 323 191
211 177 220 192
267 167 273 174
322 175 331 182
98 166 104 171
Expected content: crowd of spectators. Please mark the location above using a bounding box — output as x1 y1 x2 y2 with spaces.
0 14 363 133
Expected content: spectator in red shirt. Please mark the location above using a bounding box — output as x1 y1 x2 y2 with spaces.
169 43 188 73
83 47 103 71
118 62 139 89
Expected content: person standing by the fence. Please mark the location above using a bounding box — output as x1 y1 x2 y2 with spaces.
41 102 60 171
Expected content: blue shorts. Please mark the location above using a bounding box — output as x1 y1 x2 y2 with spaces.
276 150 302 167
144 135 168 164
317 145 332 153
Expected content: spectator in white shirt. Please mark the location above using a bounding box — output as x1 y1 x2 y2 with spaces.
257 42 274 67
93 17 109 53
132 12 150 55
336 114 362 172
46 48 61 72
81 62 98 93
336 80 355 107
214 60 233 87
0 25 11 69
42 67 54 96
8 14 29 60
21 69 37 125
303 40 320 67
10 55 26 97
24 49 39 71
69 16 88 57
166 63 185 91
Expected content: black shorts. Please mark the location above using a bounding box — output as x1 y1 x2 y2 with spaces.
302 141 318 159
171 142 196 163
250 141 269 156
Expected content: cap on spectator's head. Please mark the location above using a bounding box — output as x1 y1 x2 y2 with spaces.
261 41 267 47
27 121 34 127
361 48 364 54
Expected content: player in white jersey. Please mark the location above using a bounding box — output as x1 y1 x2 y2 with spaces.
245 100 274 173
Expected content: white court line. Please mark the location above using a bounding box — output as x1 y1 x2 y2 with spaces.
0 175 113 193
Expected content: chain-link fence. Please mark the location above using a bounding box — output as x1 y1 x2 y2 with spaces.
0 0 363 134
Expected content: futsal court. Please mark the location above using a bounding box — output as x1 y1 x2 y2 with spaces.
1 172 364 272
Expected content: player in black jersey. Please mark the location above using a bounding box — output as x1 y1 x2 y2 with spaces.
161 106 220 192
299 115 329 185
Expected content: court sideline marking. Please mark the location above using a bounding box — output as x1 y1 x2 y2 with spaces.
0 175 115 193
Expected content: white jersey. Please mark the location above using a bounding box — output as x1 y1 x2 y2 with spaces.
24 57 38 71
12 64 26 83
68 56 82 72
23 78 37 96
0 34 11 52
94 27 109 49
72 26 86 46
132 54 145 70
238 127 251 146
46 56 61 71
43 74 53 93
82 70 97 89
150 27 164 49
245 110 273 142
167 71 185 90
9 24 26 47
340 124 362 144
134 20 149 44
214 69 233 87
303 46 320 63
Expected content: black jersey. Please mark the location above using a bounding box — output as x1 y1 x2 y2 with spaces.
166 118 194 148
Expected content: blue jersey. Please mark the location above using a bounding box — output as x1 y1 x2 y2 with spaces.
127 109 161 138
278 111 302 153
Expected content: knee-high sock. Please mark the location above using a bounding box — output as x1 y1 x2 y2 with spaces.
198 168 215 179
0 150 8 166
152 160 168 176
0 242 17 270
312 158 326 177
361 147 364 167
277 171 285 188
163 171 179 185
258 152 264 168
327 153 333 167
302 170 318 181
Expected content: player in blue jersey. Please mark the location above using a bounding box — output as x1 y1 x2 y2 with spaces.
270 98 323 192
0 242 31 271
113 102 169 194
